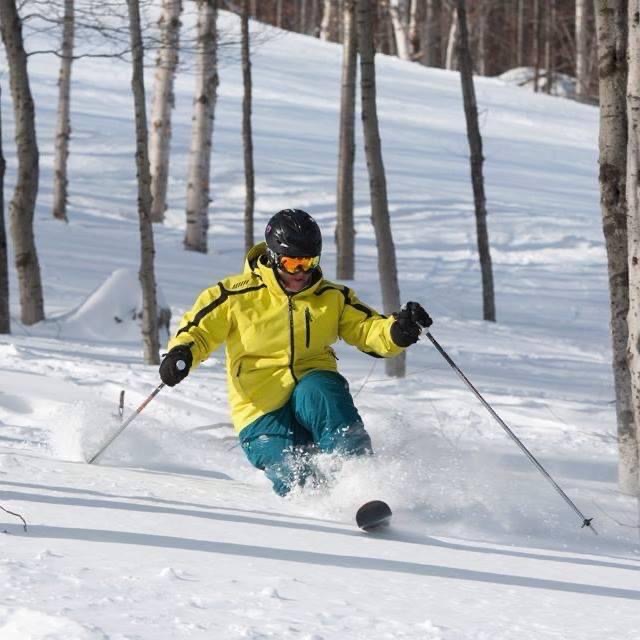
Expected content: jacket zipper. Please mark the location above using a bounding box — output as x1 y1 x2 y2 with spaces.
305 307 311 348
288 297 298 383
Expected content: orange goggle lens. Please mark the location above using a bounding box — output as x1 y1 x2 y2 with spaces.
277 255 320 274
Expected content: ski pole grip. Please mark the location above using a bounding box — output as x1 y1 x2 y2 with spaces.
176 360 187 371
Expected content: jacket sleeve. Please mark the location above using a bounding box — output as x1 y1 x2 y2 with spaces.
167 284 231 367
338 288 404 358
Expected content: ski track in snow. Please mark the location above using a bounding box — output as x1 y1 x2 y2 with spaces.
1 9 640 640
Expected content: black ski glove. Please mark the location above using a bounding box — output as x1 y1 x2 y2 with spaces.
159 346 193 387
390 301 433 347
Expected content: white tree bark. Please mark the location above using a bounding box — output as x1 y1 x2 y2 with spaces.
149 0 182 223
126 0 160 364
595 0 636 495
445 7 458 70
356 0 405 378
388 0 411 60
575 0 589 100
320 0 334 40
52 0 74 222
625 0 640 495
0 0 45 326
184 0 218 253
336 0 357 279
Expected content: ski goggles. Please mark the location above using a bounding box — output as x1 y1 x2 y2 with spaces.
276 254 321 274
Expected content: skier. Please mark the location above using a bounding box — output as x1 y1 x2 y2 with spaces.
159 209 432 496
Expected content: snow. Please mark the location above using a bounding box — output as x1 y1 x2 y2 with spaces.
1 9 640 640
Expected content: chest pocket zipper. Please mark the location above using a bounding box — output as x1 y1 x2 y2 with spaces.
305 307 312 348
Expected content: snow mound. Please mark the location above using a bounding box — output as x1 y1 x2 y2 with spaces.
499 66 577 98
0 607 107 640
57 269 171 344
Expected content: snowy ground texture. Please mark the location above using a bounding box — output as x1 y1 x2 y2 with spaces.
1 9 640 640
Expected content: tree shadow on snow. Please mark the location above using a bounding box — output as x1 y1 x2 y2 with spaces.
6 523 640 602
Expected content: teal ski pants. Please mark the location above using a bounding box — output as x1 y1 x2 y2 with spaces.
239 370 372 496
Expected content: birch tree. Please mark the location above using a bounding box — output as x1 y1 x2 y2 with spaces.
624 0 640 495
241 0 255 253
0 81 9 334
445 7 458 70
0 0 45 326
575 0 589 100
595 0 634 494
356 0 404 378
320 0 335 40
388 0 411 60
184 0 218 253
455 0 495 321
52 0 74 222
149 0 183 224
336 0 357 280
126 0 160 364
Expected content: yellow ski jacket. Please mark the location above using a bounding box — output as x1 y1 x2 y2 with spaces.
168 243 405 432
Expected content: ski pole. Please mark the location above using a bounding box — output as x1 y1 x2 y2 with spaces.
423 331 597 535
88 360 186 464
88 382 165 464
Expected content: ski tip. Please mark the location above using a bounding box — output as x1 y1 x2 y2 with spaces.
356 500 392 532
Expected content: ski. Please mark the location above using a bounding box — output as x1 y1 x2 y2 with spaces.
355 500 392 531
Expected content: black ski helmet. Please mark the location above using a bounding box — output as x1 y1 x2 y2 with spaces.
265 209 322 258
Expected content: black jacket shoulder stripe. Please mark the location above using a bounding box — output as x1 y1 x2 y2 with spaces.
314 284 348 300
176 282 266 336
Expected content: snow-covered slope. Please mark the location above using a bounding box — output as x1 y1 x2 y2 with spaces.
1 10 638 640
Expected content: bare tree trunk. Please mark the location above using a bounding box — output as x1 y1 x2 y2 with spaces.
52 0 74 223
388 0 411 60
126 0 160 364
533 0 541 91
575 0 589 100
0 81 9 334
544 0 555 94
320 0 334 39
456 0 495 322
149 0 182 224
311 0 320 36
356 0 405 378
0 0 45 326
476 3 487 76
336 0 357 280
300 0 308 32
422 0 442 66
624 0 640 495
276 0 283 28
184 0 218 253
241 0 255 253
516 0 524 67
445 7 458 70
408 0 420 59
337 0 344 42
596 0 635 495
